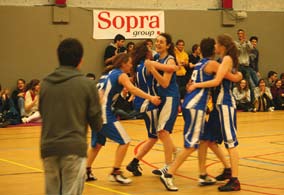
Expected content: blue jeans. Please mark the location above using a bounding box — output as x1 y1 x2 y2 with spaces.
43 155 86 195
18 97 25 116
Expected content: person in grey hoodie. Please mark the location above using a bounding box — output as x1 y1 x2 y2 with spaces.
39 38 102 195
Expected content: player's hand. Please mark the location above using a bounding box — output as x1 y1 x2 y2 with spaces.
150 96 161 106
145 59 154 71
187 82 196 92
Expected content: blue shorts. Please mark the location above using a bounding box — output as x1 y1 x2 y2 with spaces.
100 121 131 145
217 105 238 148
157 96 179 133
142 109 158 139
91 131 106 147
182 108 205 148
200 107 223 144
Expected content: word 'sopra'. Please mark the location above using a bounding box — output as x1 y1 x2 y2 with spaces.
97 11 161 32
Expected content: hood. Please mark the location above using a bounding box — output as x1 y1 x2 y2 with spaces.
44 66 83 84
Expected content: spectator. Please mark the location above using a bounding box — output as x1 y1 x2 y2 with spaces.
39 38 102 195
249 36 260 85
86 73 96 80
11 79 26 117
0 84 21 126
270 79 284 110
187 44 201 80
104 34 126 66
280 73 284 89
126 42 135 54
145 39 157 57
174 39 189 100
233 79 254 112
254 79 274 112
264 71 278 88
112 87 140 120
235 29 255 96
22 79 41 123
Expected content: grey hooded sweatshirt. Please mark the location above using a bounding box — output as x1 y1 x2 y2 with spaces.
39 66 102 158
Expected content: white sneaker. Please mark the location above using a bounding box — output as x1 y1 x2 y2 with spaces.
152 165 169 175
199 174 216 186
109 171 132 184
268 107 274 112
21 117 28 123
160 174 178 191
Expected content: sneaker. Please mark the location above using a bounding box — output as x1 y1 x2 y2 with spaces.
86 171 97 181
215 168 232 181
21 117 28 123
268 107 275 112
160 174 178 191
109 170 132 184
218 178 241 191
152 165 168 176
126 162 142 176
199 174 216 186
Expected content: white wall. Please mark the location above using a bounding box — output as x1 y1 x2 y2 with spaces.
0 0 284 12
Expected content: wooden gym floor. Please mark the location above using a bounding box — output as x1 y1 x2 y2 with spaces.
0 111 283 195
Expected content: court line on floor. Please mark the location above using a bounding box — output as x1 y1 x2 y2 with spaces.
133 140 284 194
0 158 132 195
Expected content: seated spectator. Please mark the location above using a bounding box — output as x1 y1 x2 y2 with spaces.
280 73 284 89
264 71 277 88
233 79 255 112
86 73 96 80
11 78 26 117
22 79 41 123
270 79 284 110
126 42 136 54
112 87 141 120
0 84 21 126
254 79 274 112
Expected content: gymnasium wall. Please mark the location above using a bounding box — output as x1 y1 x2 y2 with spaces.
0 5 283 90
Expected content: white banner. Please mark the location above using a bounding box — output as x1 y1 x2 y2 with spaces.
93 10 165 40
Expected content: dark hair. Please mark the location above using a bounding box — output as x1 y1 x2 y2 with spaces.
132 41 150 66
175 39 185 46
159 33 176 59
200 38 215 58
217 34 239 70
267 70 277 78
127 42 135 48
17 78 26 84
145 39 153 44
191 44 199 53
237 79 249 92
112 53 131 69
237 29 245 33
257 78 265 86
250 36 258 42
57 38 83 67
114 34 126 43
86 73 96 80
280 73 284 79
26 79 40 91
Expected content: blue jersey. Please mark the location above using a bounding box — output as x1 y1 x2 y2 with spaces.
217 78 236 108
96 73 109 91
155 54 179 97
101 69 123 123
134 60 157 112
182 58 214 110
